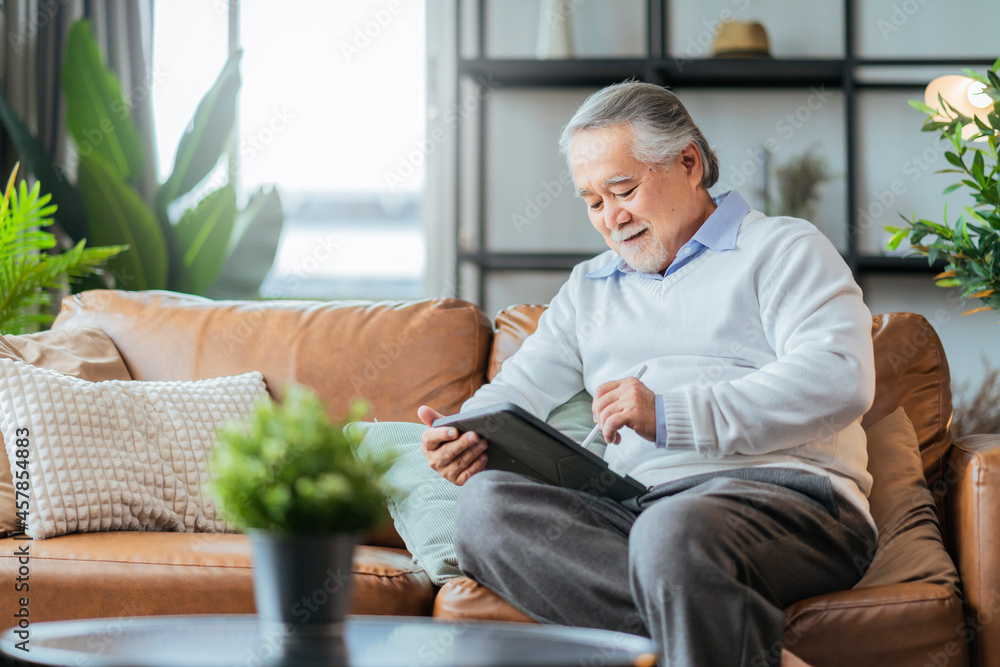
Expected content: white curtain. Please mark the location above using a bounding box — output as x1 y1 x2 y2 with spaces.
0 0 156 201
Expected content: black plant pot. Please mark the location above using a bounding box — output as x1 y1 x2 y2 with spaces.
249 531 359 665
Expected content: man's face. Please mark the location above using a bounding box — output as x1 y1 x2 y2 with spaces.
570 125 708 275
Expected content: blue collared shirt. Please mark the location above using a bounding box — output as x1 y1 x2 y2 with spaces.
584 189 750 281
583 189 750 447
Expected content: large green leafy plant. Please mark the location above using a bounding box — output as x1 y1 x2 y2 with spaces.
0 19 283 296
886 58 1000 316
209 386 391 535
0 163 124 334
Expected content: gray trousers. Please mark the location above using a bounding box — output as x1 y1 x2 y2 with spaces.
454 468 877 667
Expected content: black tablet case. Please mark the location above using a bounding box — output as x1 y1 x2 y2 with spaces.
433 403 647 502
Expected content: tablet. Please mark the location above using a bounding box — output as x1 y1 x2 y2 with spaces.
433 403 647 502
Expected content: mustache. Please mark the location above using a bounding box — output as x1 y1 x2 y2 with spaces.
610 224 648 244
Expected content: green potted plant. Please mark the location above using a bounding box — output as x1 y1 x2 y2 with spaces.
209 385 390 640
886 58 1000 316
0 162 124 334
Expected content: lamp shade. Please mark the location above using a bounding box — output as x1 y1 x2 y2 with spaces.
925 75 993 139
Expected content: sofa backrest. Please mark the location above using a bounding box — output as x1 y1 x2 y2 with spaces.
53 290 492 423
487 306 954 496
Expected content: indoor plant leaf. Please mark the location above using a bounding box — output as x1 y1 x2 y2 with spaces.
61 19 145 185
945 152 965 169
0 91 88 241
962 68 990 84
156 50 243 211
0 164 125 334
173 184 238 295
908 99 938 115
205 187 284 300
77 153 167 290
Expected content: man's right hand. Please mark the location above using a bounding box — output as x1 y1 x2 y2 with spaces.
417 405 489 486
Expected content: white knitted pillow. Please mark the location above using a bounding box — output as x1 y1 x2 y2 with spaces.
0 359 268 539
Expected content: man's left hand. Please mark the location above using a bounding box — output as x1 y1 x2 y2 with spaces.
592 377 657 444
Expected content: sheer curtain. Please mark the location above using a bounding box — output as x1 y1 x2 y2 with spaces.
0 0 156 204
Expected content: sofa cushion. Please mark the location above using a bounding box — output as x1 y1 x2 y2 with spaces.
855 407 960 596
0 361 267 539
0 532 435 622
346 391 605 586
53 290 492 423
782 583 967 667
488 305 547 381
0 327 132 537
863 313 953 507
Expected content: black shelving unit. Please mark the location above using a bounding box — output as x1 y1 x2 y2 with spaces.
454 0 994 308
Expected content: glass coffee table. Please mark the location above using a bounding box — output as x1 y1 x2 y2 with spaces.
0 615 658 667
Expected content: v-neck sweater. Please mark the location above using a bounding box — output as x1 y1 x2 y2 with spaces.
463 208 877 533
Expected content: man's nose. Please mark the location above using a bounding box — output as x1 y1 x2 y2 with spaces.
604 201 630 229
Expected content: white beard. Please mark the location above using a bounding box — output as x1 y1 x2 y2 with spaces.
614 227 669 274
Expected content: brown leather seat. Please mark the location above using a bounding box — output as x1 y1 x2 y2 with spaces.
0 532 435 622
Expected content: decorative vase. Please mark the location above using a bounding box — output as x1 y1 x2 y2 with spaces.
250 531 358 633
536 0 575 59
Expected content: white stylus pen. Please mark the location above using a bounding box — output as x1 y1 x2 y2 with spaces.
580 364 648 448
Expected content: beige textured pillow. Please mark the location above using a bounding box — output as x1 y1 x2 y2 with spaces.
0 359 267 539
0 327 131 536
855 406 960 595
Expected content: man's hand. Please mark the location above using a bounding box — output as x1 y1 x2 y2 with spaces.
417 405 489 486
592 377 657 444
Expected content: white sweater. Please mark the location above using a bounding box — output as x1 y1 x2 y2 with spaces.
463 207 877 532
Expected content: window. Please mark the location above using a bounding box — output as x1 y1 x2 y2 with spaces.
153 0 427 299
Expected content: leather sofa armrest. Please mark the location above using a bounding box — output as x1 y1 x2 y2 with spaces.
947 434 1000 667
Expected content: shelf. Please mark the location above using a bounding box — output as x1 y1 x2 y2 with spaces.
459 58 844 89
460 251 948 275
459 251 598 270
460 57 999 92
459 59 648 88
851 255 945 274
657 58 843 88
854 57 997 67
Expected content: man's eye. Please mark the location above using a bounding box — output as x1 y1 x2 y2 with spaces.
589 200 603 211
615 187 637 198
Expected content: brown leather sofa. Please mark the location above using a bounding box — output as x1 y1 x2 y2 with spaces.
0 289 996 667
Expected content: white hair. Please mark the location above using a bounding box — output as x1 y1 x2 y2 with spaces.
559 81 720 188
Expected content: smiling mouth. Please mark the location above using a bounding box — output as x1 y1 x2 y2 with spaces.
620 229 647 246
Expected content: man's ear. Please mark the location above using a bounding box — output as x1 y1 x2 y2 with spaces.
679 144 703 185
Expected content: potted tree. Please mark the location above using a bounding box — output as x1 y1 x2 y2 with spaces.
209 385 390 648
886 59 1000 315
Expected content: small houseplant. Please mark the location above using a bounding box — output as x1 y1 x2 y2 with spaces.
209 385 390 639
0 162 124 334
886 58 1000 316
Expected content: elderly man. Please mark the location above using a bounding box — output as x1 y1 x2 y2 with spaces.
417 82 877 667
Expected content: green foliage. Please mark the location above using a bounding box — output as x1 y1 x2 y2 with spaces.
0 164 125 334
173 184 238 295
0 18 283 297
209 385 391 535
887 59 1000 316
62 20 145 184
78 153 167 290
